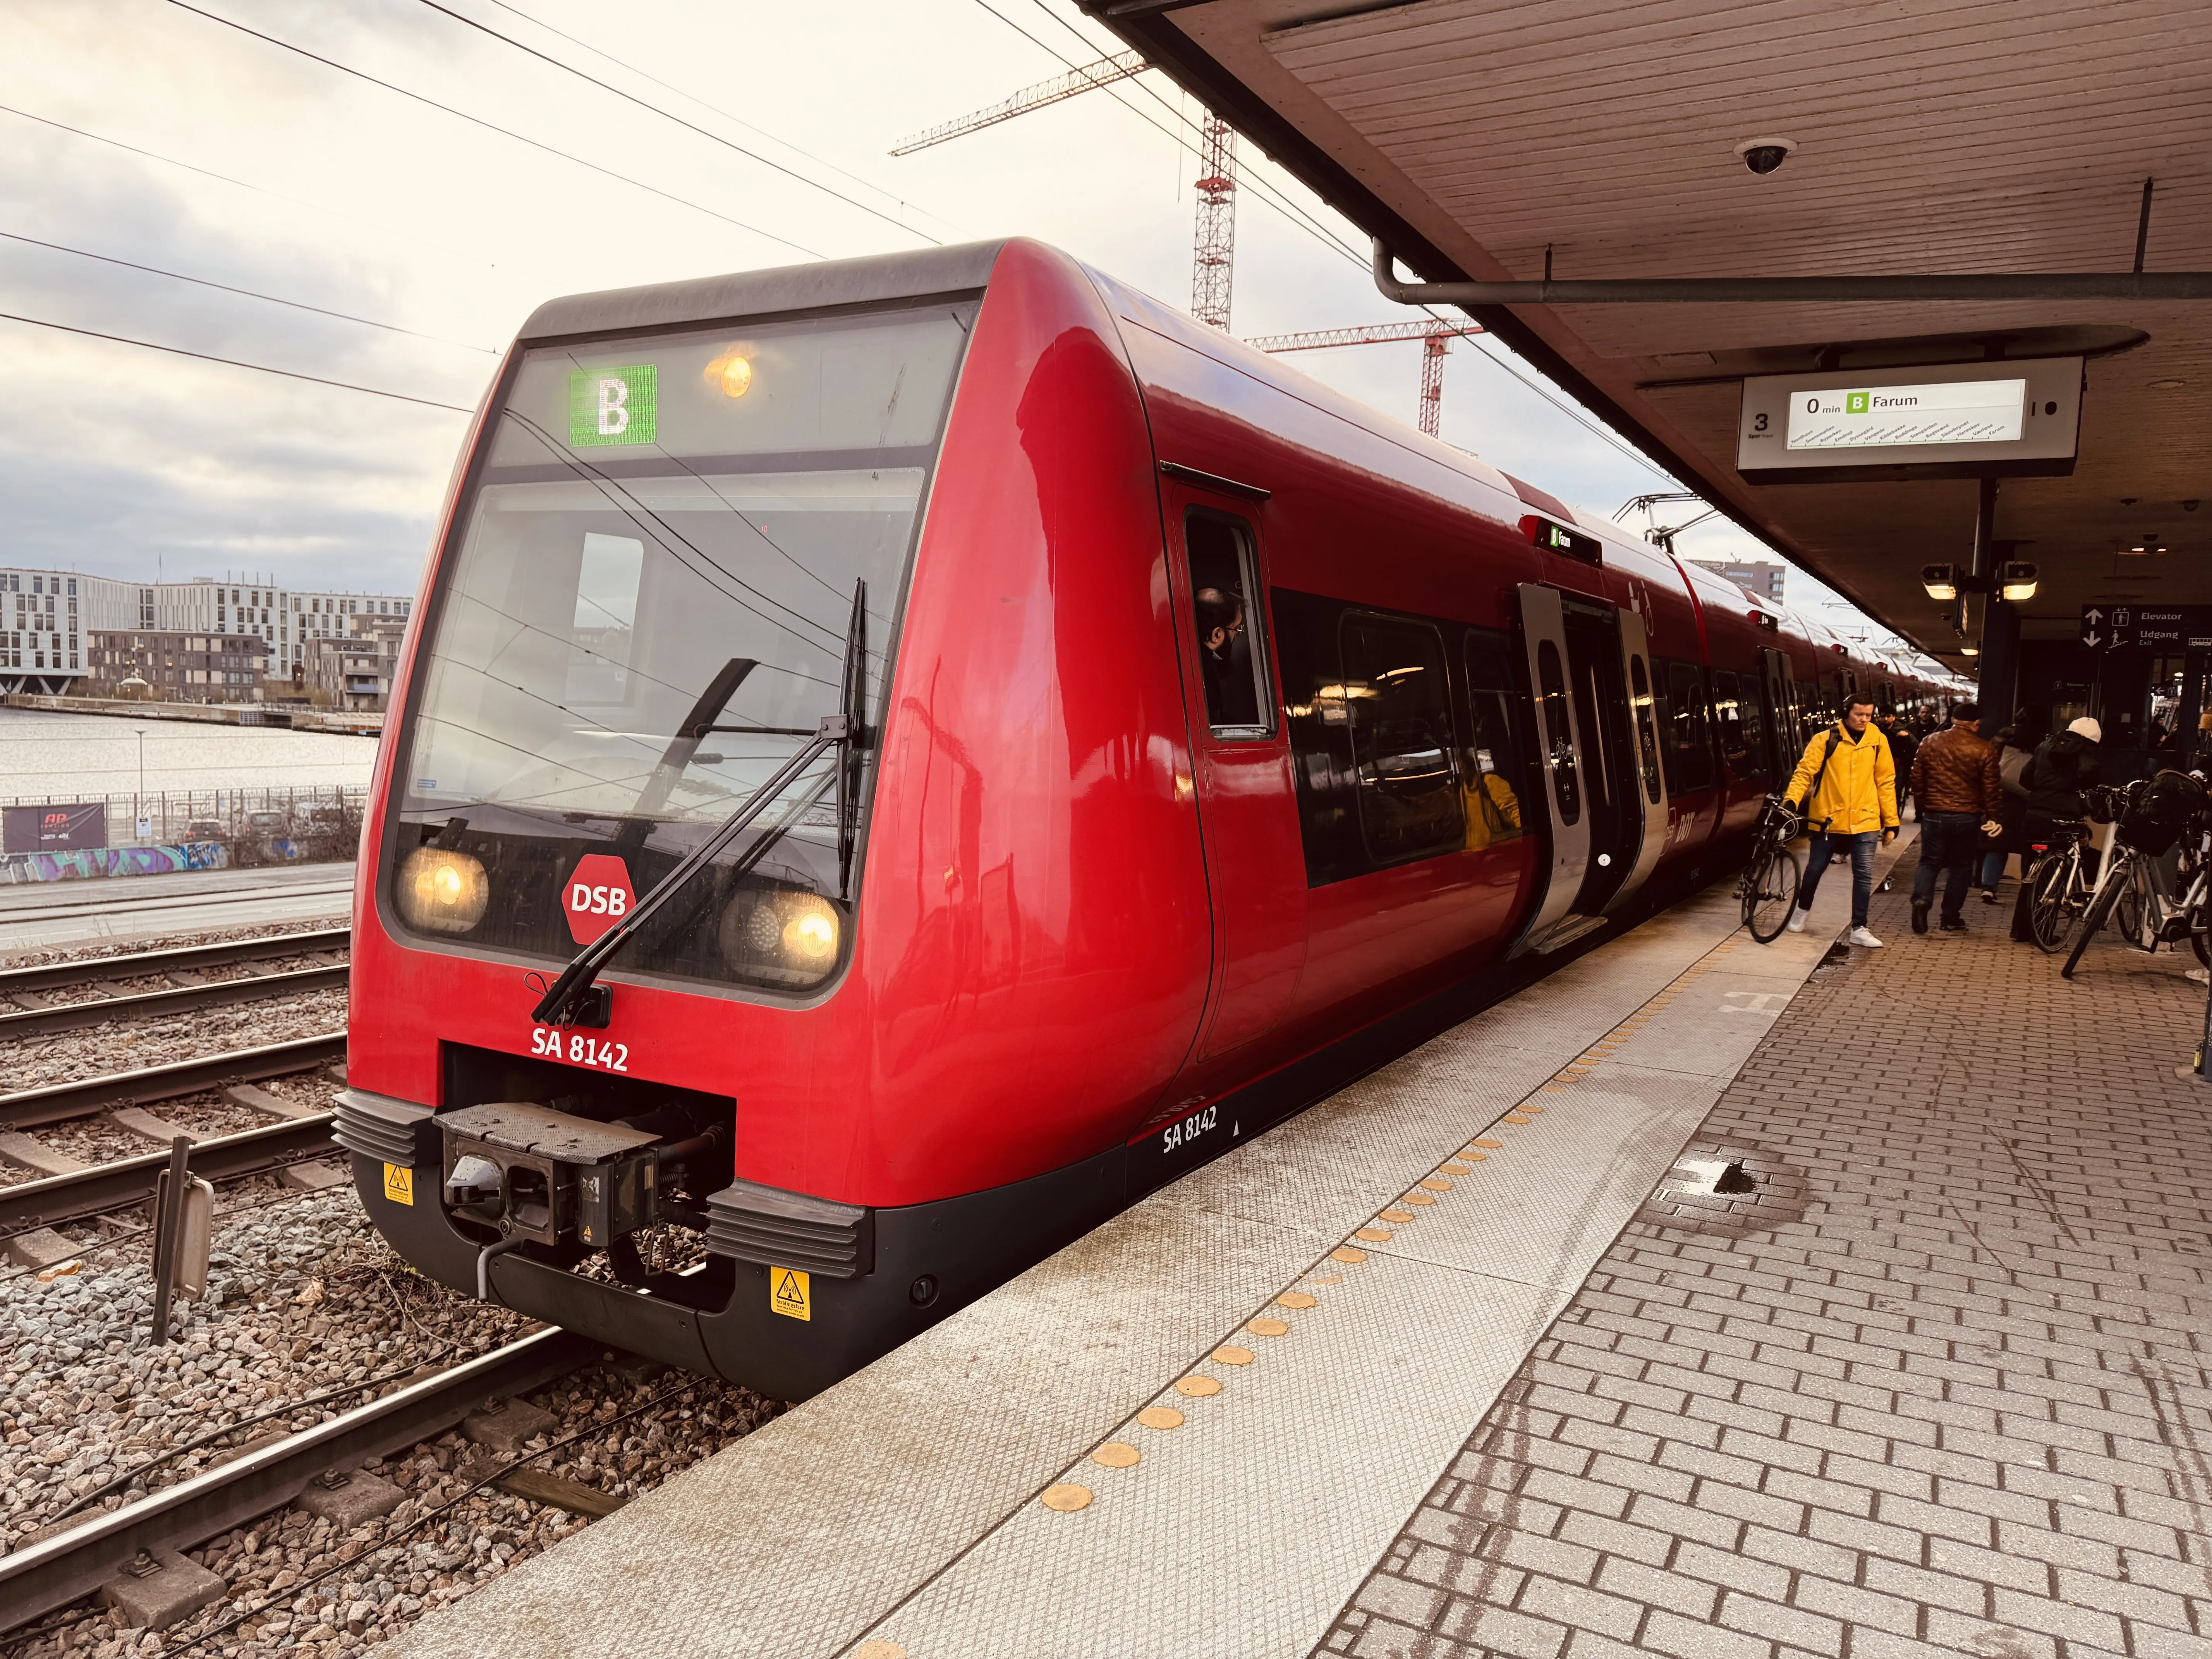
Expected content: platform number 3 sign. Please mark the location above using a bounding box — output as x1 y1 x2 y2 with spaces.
569 365 658 447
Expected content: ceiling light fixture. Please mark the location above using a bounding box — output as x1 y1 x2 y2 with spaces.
1921 563 1959 601
1999 560 2039 602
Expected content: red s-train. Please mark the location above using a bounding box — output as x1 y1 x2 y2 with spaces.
337 239 1948 1398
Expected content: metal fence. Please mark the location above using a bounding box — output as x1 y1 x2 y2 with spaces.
0 785 368 862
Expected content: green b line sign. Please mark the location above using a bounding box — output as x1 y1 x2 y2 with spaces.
569 366 658 447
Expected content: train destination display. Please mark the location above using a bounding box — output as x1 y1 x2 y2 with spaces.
1736 356 2082 482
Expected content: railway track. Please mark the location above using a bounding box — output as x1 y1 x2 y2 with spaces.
0 1326 602 1637
0 927 350 1040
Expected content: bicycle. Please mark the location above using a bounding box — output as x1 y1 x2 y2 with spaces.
2069 778 2212 975
2060 781 2154 979
2025 821 2097 955
1738 795 1804 944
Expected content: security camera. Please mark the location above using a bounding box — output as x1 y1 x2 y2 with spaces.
1734 137 1798 176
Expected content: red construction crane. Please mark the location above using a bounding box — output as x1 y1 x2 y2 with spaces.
890 53 1240 332
1246 320 1485 437
890 53 1147 155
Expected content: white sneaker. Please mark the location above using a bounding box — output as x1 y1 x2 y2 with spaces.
1785 907 1809 934
1849 926 1884 948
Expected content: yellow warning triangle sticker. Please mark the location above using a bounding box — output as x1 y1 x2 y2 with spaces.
770 1266 811 1322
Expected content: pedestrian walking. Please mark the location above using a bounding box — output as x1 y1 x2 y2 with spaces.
1908 701 2001 934
1979 709 2043 903
1783 696 1898 946
1881 710 1920 821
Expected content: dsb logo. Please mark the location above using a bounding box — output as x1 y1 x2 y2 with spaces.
562 854 635 946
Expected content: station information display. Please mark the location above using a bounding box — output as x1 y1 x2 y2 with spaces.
1737 356 2083 482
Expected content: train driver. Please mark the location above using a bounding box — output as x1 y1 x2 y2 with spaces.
1195 586 1259 728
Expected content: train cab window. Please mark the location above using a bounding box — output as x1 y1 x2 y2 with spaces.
1661 659 1715 794
1461 630 1527 849
1184 511 1271 736
1341 613 1462 863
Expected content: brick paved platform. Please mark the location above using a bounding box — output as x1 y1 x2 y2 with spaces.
1319 857 2212 1659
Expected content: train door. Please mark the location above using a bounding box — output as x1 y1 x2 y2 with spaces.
1602 606 1671 913
1510 584 1588 951
1168 499 1305 1060
1759 647 1794 775
1560 597 1640 914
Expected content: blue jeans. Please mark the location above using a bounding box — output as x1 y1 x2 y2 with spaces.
1799 830 1878 927
1913 812 1980 920
1978 848 2006 890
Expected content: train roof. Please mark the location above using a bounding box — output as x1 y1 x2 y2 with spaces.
516 240 1009 343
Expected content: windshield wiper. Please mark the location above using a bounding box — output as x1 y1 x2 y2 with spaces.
531 584 869 1028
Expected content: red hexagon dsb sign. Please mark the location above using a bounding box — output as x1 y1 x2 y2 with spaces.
563 854 635 946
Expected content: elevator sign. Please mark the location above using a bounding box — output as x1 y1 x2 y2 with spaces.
2081 605 2212 652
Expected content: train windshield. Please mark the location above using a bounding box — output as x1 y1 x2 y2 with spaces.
389 302 975 993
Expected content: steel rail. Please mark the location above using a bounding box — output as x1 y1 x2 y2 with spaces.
0 926 349 996
0 878 353 926
0 963 349 1039
0 1326 597 1637
0 1033 347 1130
0 1114 340 1235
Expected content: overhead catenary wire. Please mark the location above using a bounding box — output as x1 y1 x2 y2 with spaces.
413 0 943 248
0 101 510 275
971 0 1677 482
480 0 972 239
162 0 825 261
0 310 477 411
0 228 498 353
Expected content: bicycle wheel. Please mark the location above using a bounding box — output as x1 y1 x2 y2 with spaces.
1747 846 1801 943
2062 857 2129 979
2027 852 2077 955
2115 867 2145 949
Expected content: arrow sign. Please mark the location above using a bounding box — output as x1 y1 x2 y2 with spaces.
2084 630 2102 649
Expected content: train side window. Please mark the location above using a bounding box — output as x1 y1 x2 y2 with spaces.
1662 659 1715 794
1734 672 1769 778
1711 669 1750 772
1628 655 1662 802
1535 639 1580 825
1183 511 1272 737
1274 588 1361 886
1341 613 1463 864
1462 629 1527 849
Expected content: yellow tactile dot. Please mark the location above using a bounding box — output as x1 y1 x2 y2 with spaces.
1092 1441 1141 1468
1539 1085 1565 1093
1522 1105 1545 1115
1421 1176 1453 1191
1214 1345 1254 1366
1176 1375 1223 1398
1138 1405 1185 1429
1041 1483 1093 1511
1441 1161 1471 1175
1460 1152 1488 1162
1277 1290 1317 1309
1472 1138 1504 1149
1381 1207 1415 1223
1355 1226 1393 1243
1401 1193 1435 1207
854 1643 906 1659
1308 1274 1342 1285
1332 1246 1368 1264
1247 1317 1289 1338
1503 1113 1533 1123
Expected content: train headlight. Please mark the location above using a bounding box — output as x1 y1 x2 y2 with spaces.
782 899 839 964
397 847 490 934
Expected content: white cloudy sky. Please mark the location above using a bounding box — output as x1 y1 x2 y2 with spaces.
0 0 1903 646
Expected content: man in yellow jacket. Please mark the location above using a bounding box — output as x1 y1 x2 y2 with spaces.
1783 696 1899 946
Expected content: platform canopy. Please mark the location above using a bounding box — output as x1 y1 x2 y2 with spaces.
1090 0 2211 669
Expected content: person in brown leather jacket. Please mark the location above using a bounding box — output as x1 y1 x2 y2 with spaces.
1909 700 2002 934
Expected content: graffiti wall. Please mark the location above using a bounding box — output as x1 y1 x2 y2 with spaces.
0 842 230 884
